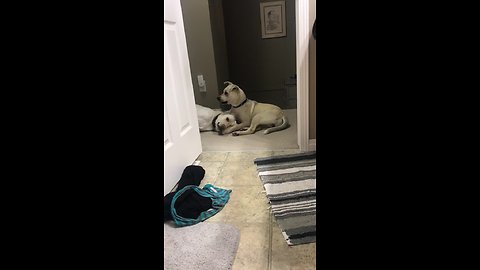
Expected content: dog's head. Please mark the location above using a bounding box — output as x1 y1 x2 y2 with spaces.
217 81 246 106
215 113 236 135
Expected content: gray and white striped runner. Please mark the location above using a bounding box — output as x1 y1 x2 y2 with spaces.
254 151 316 246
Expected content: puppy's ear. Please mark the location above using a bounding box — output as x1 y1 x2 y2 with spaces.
224 81 233 86
232 86 239 91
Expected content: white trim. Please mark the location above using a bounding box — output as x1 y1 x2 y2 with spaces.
296 0 310 152
308 139 316 151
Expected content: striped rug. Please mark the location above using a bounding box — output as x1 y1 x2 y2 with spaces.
254 151 316 246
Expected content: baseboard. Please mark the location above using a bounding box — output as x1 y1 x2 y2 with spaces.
308 139 316 151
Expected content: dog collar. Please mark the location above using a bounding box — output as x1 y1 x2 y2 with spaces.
233 99 248 108
211 113 222 129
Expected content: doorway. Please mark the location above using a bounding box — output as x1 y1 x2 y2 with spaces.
180 0 311 151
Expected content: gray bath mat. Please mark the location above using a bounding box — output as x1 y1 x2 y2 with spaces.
164 221 240 270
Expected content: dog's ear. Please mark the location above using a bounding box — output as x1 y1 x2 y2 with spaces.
232 86 239 91
224 81 233 86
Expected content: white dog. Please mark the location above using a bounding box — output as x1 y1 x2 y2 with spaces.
196 104 236 134
216 81 289 136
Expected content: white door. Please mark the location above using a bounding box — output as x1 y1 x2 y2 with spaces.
164 0 202 195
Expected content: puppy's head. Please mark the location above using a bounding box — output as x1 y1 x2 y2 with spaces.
217 81 245 105
215 113 236 135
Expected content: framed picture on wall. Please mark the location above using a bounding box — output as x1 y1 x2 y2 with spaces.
260 1 286 39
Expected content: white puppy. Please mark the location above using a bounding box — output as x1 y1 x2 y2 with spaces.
216 81 289 136
196 104 236 134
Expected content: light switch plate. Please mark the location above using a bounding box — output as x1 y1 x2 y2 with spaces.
197 75 206 92
197 75 205 87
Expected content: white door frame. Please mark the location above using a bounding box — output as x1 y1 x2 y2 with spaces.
296 0 312 152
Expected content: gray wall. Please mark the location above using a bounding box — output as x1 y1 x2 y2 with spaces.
222 0 296 108
209 0 230 94
181 0 221 109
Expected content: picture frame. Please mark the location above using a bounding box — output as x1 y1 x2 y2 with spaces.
260 1 286 39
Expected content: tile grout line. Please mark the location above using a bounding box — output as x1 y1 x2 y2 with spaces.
267 212 273 270
206 152 230 223
200 152 228 187
213 152 229 186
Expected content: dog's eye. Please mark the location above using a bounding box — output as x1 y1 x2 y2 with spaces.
226 117 229 121
224 92 228 96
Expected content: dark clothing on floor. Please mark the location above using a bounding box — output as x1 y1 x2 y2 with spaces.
164 165 211 221
170 184 231 227
173 189 212 219
177 165 205 189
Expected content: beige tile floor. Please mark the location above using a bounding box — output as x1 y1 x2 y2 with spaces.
196 150 316 270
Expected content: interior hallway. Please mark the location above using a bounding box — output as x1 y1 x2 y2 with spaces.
195 150 316 270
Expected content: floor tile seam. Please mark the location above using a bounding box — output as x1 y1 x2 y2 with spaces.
215 184 262 188
268 213 273 270
212 152 229 186
216 165 263 187
228 222 271 226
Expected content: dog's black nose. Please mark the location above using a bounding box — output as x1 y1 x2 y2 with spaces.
216 96 221 101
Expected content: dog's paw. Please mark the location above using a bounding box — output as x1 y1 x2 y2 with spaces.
232 132 239 136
